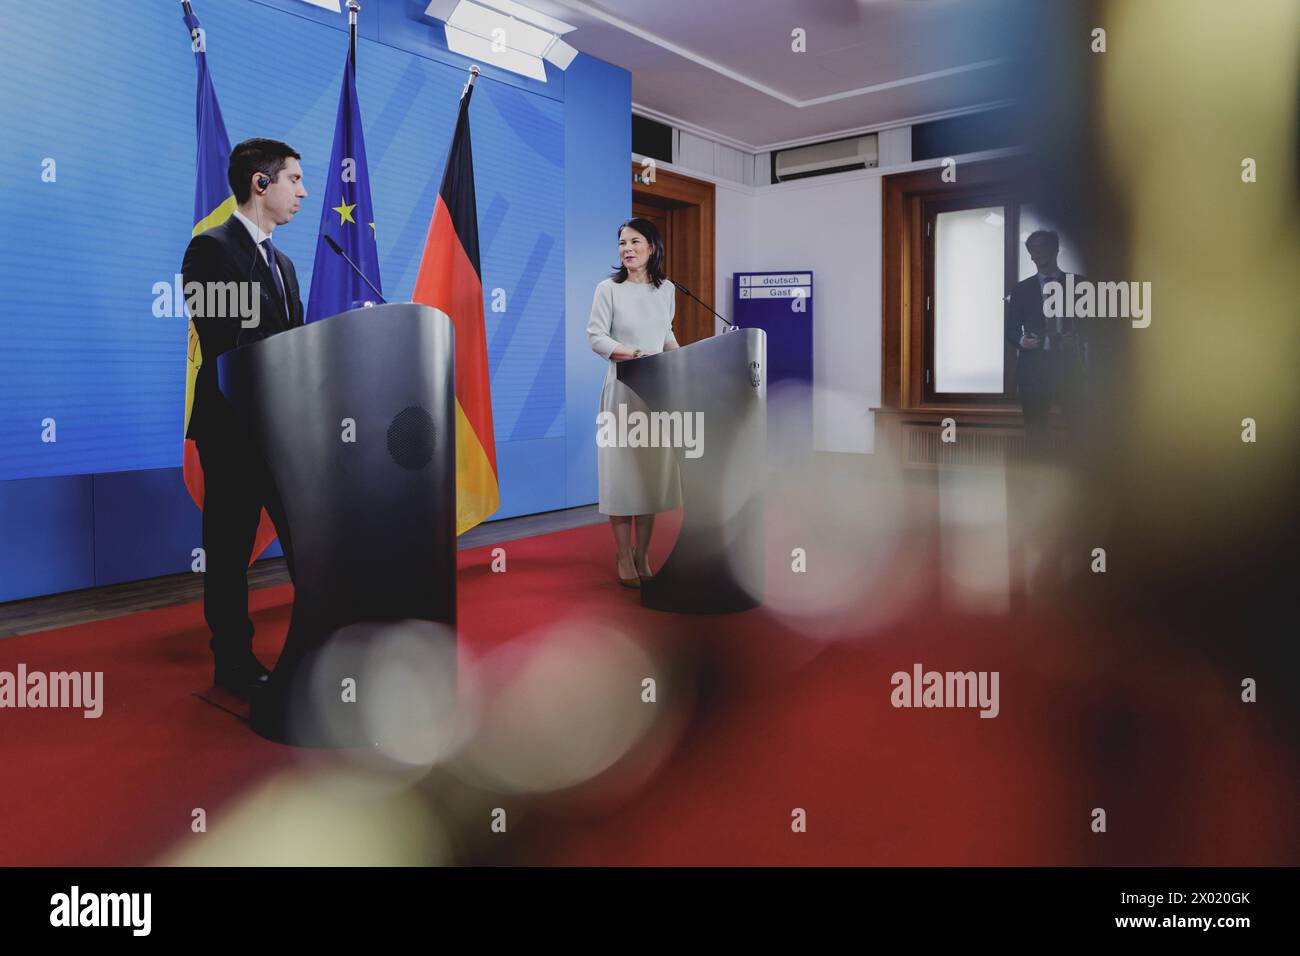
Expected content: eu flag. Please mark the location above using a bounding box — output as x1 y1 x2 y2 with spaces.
306 26 381 323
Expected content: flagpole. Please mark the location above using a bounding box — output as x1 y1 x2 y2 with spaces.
348 0 358 66
462 64 480 99
180 0 196 36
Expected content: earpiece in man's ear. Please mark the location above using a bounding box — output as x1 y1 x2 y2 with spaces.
256 174 271 192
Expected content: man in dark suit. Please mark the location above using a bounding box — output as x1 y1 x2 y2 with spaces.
183 138 307 696
1005 229 1084 459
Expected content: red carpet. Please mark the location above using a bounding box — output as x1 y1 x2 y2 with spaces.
0 515 1295 866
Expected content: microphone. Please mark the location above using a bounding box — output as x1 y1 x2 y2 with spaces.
670 279 737 331
324 234 387 304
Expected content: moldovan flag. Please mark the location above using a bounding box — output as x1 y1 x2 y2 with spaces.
180 2 278 563
412 80 499 535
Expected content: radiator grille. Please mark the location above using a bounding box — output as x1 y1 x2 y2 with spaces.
904 426 1038 468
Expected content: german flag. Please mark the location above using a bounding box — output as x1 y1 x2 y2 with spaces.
180 2 277 564
412 75 499 535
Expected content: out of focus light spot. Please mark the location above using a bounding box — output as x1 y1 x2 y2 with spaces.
455 621 666 795
296 620 472 771
744 384 925 639
161 768 450 866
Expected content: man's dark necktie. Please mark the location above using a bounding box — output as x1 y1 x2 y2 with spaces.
259 238 288 317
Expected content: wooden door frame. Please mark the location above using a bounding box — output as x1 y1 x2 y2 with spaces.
875 156 1087 468
631 163 716 345
880 157 1025 413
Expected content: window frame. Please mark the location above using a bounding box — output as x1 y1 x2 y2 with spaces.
921 193 1020 404
880 159 1028 415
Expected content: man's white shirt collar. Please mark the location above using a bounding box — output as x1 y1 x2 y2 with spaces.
232 209 274 254
232 210 286 307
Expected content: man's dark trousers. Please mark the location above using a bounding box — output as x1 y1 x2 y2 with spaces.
196 427 297 658
1018 352 1084 460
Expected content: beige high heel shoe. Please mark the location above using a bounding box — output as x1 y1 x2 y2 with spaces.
617 557 641 589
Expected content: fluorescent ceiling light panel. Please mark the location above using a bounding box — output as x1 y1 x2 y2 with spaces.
472 0 576 35
543 37 577 69
444 25 548 80
426 0 577 79
449 4 554 56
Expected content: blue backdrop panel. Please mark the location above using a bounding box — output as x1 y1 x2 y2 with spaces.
92 468 202 587
240 0 382 43
0 0 564 489
494 437 567 521
0 0 629 601
563 54 630 508
0 476 95 603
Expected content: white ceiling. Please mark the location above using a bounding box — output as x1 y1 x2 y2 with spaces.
526 0 1023 151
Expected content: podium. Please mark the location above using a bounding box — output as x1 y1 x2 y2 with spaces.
217 303 457 746
616 328 766 614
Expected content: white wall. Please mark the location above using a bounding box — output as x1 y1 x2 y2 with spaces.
714 181 755 328
750 172 883 453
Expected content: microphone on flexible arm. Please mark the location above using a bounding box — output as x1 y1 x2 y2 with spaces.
669 279 738 332
324 234 387 305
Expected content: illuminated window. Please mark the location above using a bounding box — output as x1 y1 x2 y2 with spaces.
934 207 1006 395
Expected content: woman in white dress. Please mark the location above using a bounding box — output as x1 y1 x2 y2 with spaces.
586 218 681 588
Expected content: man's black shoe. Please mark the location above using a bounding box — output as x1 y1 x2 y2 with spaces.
212 654 271 699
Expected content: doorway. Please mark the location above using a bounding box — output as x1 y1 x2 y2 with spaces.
631 163 716 345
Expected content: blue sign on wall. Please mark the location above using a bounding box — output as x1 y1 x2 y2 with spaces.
733 271 813 451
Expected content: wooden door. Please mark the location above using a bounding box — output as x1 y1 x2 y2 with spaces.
631 165 716 346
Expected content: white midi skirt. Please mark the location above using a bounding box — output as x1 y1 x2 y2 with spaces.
596 369 682 516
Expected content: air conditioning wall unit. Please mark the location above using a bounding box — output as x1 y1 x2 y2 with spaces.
773 133 879 182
